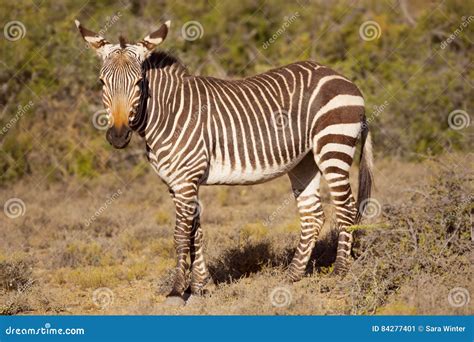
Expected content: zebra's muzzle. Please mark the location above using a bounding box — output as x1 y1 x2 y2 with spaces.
106 126 132 149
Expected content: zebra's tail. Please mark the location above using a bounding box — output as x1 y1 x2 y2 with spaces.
355 120 374 224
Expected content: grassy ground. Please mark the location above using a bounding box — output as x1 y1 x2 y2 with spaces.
0 153 472 315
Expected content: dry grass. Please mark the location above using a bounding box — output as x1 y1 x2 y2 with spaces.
0 153 472 315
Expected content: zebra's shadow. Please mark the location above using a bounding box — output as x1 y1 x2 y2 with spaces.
207 231 340 284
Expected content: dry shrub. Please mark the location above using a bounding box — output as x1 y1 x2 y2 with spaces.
55 242 104 268
207 231 294 284
0 255 36 315
239 223 269 243
342 163 472 314
0 286 63 315
149 238 175 259
121 261 149 282
56 266 120 289
0 256 33 291
0 292 32 315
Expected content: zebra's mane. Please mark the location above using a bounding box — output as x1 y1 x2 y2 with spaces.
142 51 187 73
118 35 127 49
133 51 185 136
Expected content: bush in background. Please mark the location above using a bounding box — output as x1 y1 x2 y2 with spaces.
0 0 472 186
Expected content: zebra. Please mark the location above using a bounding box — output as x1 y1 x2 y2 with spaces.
76 20 373 304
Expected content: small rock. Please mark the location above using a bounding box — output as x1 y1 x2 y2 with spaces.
163 296 186 306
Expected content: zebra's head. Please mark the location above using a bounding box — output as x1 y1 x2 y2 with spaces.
76 20 170 148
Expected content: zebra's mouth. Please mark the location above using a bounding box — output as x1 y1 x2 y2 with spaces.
106 126 132 149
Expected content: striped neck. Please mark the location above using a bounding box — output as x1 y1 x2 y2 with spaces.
131 51 187 137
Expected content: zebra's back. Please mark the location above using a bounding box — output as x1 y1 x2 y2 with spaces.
199 61 363 184
146 60 364 186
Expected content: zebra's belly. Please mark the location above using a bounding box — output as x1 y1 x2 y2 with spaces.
203 154 307 185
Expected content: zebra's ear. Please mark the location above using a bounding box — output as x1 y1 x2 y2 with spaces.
136 21 171 58
75 20 111 59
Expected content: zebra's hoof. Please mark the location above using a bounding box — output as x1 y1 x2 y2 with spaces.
164 296 186 306
288 272 304 282
190 288 209 296
287 267 304 282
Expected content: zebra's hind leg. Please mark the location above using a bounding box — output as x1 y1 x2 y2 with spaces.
287 153 325 282
319 166 357 276
189 216 212 295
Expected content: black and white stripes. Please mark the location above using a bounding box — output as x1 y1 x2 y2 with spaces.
77 20 374 301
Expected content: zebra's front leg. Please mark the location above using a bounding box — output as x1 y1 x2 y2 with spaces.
166 187 199 301
189 216 212 295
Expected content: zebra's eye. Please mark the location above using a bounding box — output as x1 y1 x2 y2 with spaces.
135 79 142 86
99 78 105 86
